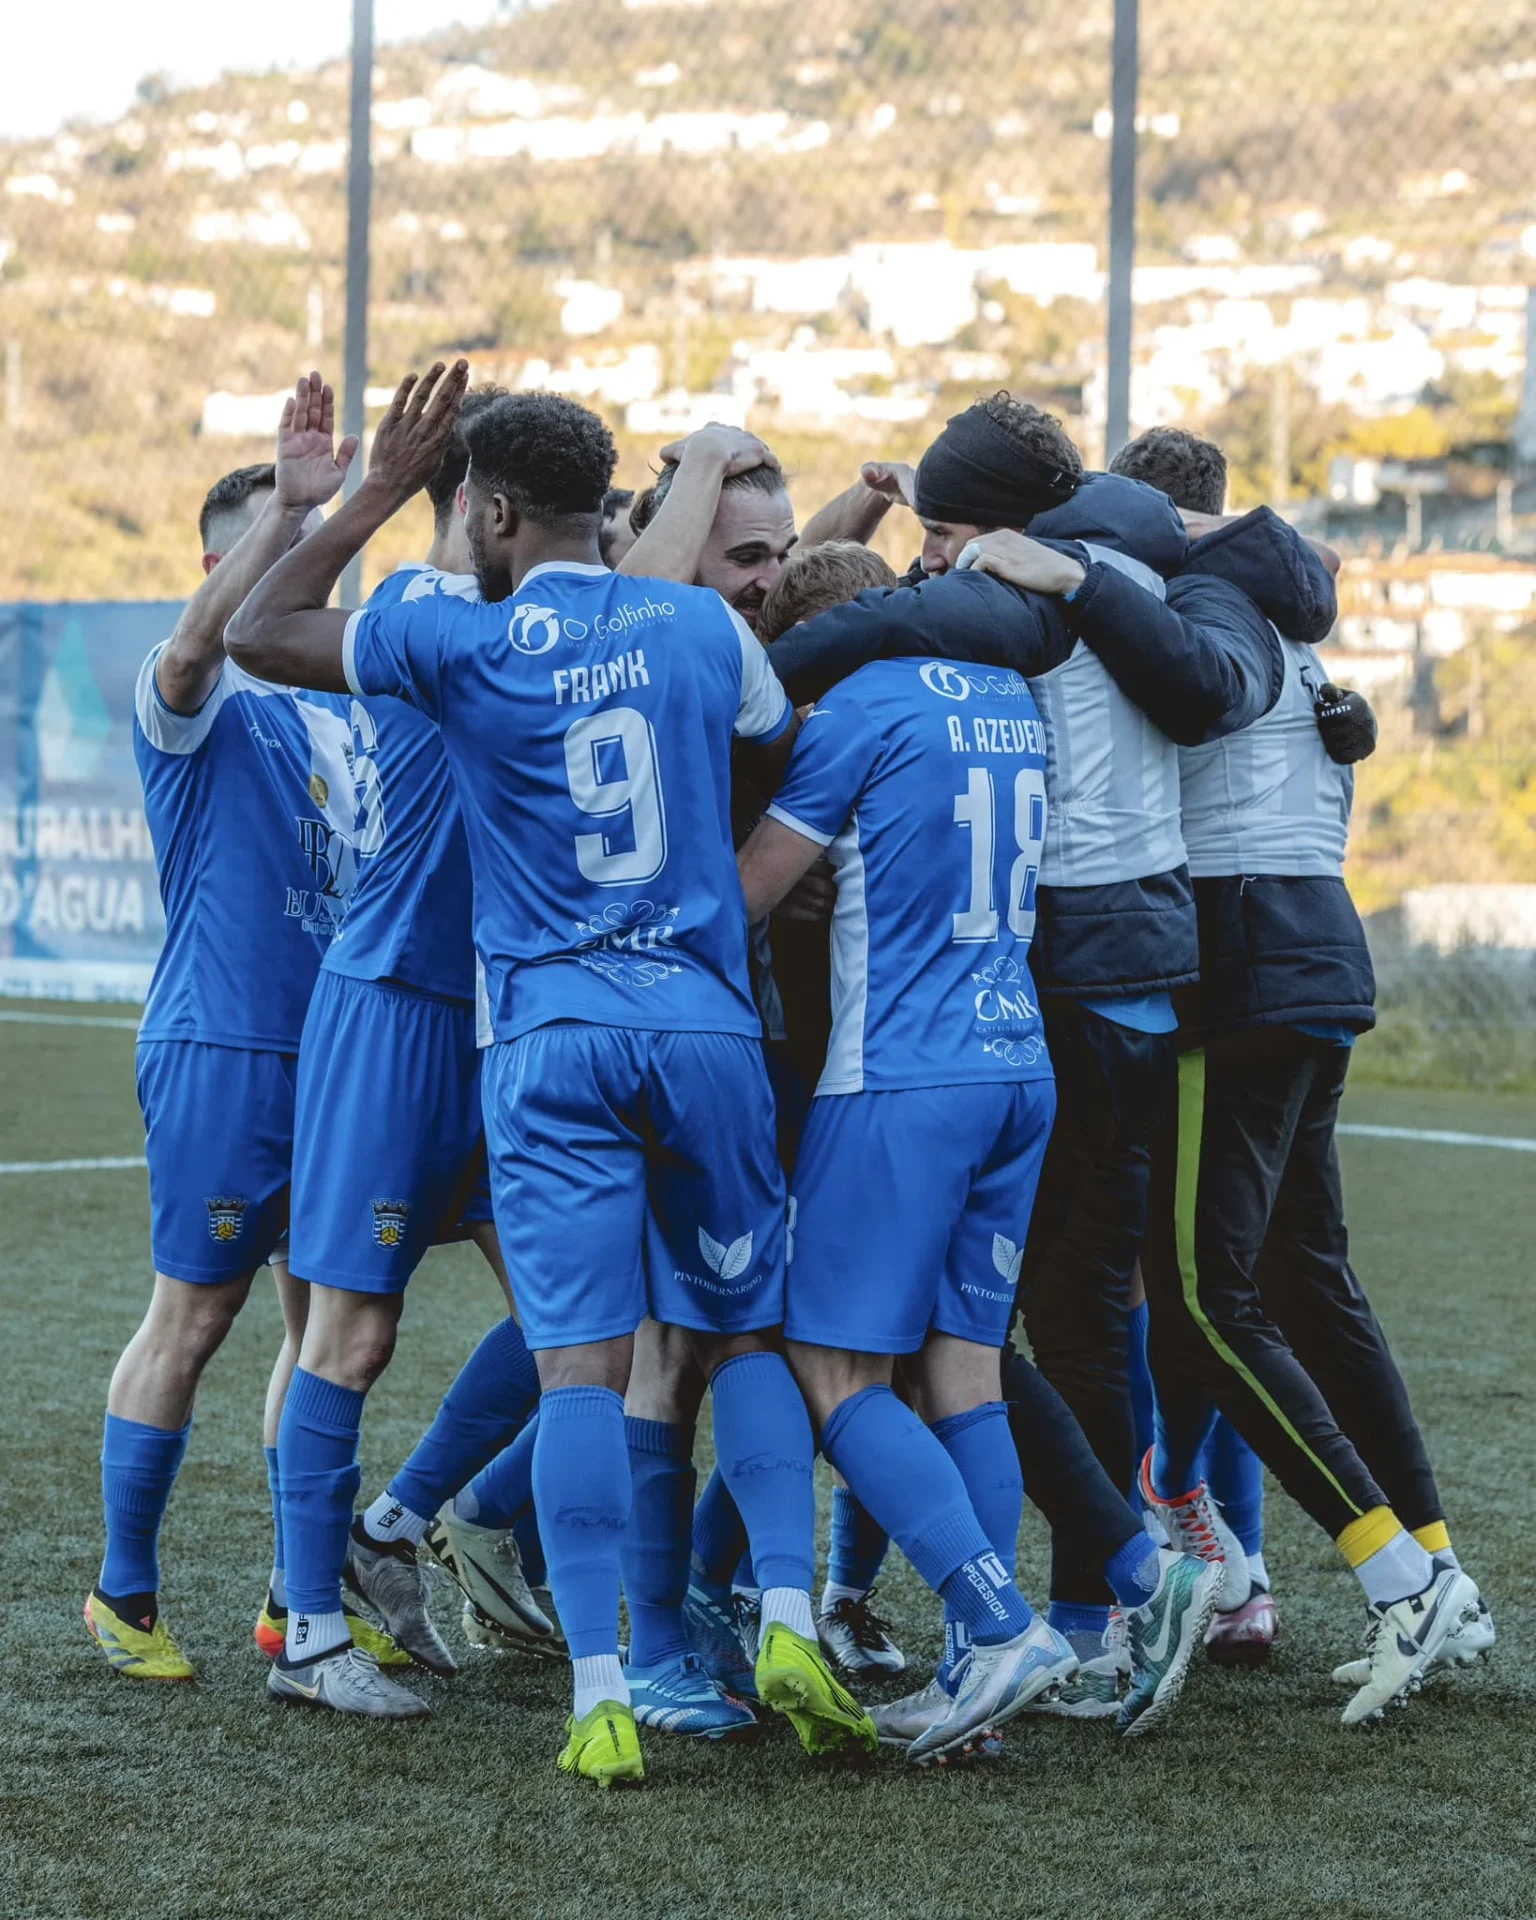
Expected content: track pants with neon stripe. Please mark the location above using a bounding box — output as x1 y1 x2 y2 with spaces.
1140 1027 1444 1541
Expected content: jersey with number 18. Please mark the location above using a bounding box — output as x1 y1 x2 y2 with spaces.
766 655 1053 1094
342 561 792 1042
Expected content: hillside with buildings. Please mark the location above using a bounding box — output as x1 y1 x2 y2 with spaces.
0 0 1532 913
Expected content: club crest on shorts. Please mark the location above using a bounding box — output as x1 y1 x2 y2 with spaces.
371 1198 410 1249
206 1196 248 1243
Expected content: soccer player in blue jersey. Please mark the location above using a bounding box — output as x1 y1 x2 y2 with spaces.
86 384 375 1683
227 365 876 1783
230 380 556 1718
734 592 1221 1760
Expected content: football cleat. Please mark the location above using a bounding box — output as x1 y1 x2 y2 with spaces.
683 1584 759 1702
1138 1451 1249 1611
754 1622 878 1758
422 1512 562 1658
84 1591 194 1682
733 1587 763 1666
267 1643 430 1718
1333 1568 1493 1688
1025 1615 1128 1721
253 1591 409 1668
558 1699 645 1789
624 1652 759 1741
872 1663 1005 1760
1119 1549 1222 1738
1204 1585 1279 1666
817 1590 907 1676
344 1524 457 1677
1338 1566 1485 1721
907 1620 1078 1767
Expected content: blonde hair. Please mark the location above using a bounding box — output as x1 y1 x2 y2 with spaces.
759 541 898 642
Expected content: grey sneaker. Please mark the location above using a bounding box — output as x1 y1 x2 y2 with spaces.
345 1523 457 1677
268 1644 431 1719
907 1621 1078 1767
423 1511 562 1657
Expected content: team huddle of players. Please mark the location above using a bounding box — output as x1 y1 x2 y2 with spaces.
83 355 1494 1786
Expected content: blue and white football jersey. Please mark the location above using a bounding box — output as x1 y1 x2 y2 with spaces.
766 656 1053 1094
322 564 479 1003
134 648 372 1050
344 561 792 1043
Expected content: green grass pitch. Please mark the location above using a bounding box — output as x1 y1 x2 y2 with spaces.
2 1008 1533 1920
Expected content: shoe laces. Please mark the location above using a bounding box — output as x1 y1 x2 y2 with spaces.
1168 1486 1224 1564
829 1590 897 1652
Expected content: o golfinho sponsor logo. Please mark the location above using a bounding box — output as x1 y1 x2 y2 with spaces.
508 604 563 655
920 660 1031 701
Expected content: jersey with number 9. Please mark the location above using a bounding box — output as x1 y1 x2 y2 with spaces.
342 560 792 1044
765 656 1052 1094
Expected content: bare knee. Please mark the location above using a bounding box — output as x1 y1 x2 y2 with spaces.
138 1272 251 1370
627 1319 707 1424
907 1334 1002 1424
784 1340 890 1432
295 1284 403 1395
536 1333 633 1396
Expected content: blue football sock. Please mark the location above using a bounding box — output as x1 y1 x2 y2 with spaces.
533 1386 630 1660
1103 1531 1161 1609
690 1465 749 1603
731 1547 757 1591
388 1316 540 1522
708 1353 815 1595
822 1385 1033 1647
264 1443 286 1607
827 1485 890 1593
99 1413 190 1600
930 1403 1022 1575
620 1419 695 1668
1204 1415 1265 1556
278 1369 366 1624
1127 1300 1155 1493
458 1412 538 1529
1048 1599 1110 1663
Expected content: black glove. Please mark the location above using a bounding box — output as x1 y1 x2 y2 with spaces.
1315 683 1378 764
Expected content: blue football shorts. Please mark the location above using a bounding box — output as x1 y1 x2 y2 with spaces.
136 1039 298 1284
783 1078 1057 1354
287 972 485 1293
482 1024 787 1351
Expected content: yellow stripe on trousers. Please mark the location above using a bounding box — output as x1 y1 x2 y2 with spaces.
1172 1048 1364 1520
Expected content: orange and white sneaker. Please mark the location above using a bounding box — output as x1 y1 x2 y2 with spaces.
85 1590 194 1682
1138 1450 1250 1612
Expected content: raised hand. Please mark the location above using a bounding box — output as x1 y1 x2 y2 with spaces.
861 461 917 510
275 371 359 511
367 359 471 504
659 423 781 478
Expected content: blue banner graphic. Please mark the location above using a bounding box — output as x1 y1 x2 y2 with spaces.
0 602 183 1001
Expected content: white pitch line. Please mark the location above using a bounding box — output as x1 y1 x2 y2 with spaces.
1338 1122 1536 1154
0 1011 140 1030
0 1155 146 1175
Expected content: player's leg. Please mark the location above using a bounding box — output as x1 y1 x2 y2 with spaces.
684 1461 757 1697
1254 1043 1492 1678
1016 1004 1176 1610
270 975 485 1714
646 1030 872 1758
254 1257 307 1658
485 1025 650 1786
1199 1415 1278 1664
88 1041 294 1682
1140 1037 1478 1724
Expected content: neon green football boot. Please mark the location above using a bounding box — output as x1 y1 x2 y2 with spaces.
755 1621 878 1757
557 1699 645 1788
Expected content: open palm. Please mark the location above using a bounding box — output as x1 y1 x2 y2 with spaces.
275 370 359 511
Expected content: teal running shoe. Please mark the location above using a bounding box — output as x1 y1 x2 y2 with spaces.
1118 1549 1221 1738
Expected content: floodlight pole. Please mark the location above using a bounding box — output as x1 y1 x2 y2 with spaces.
339 0 374 610
1104 0 1139 461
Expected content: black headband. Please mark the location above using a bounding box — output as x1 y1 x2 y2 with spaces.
914 407 1081 526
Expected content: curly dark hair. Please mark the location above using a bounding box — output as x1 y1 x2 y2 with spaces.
1110 426 1227 515
426 384 511 527
198 463 274 552
463 392 617 529
978 393 1084 484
